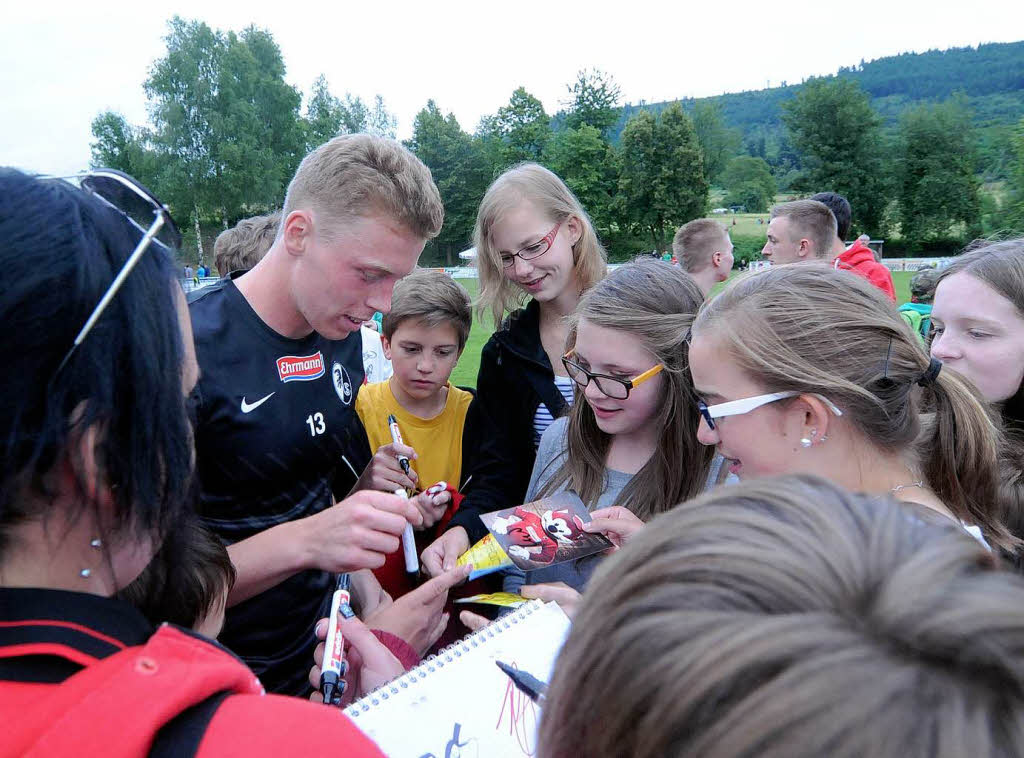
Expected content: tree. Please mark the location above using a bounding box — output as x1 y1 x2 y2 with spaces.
544 125 618 236
494 87 550 165
721 156 776 212
896 99 981 244
691 102 741 185
563 69 622 136
782 77 887 233
406 101 491 266
616 104 708 252
367 95 398 139
305 74 346 148
144 17 304 251
90 111 161 183
1002 117 1024 232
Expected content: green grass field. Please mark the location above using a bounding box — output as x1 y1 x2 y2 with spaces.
447 271 915 388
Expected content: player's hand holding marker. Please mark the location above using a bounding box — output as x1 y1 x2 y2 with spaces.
298 490 423 573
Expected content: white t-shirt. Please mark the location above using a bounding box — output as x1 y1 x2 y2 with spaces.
360 326 393 385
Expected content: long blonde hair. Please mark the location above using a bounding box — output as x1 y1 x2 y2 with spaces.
538 259 713 519
541 475 1021 758
692 263 1016 552
473 163 606 326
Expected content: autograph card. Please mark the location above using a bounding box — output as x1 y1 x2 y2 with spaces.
480 491 612 571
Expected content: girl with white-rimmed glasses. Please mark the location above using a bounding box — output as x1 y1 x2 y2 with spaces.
687 263 1017 554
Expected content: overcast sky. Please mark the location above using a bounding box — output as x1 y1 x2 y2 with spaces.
3 0 1022 176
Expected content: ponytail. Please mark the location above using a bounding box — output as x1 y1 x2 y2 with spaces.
922 365 1019 552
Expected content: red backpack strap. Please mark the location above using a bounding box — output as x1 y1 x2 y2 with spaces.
24 625 262 758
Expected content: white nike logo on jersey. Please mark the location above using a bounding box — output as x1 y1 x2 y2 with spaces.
240 392 275 413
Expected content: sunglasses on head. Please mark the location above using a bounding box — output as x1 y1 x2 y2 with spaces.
47 169 181 376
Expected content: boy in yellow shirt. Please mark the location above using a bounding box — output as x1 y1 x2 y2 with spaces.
352 269 478 599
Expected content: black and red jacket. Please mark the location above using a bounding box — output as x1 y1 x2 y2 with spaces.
0 588 383 758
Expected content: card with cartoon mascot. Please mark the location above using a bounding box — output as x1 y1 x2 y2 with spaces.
480 491 613 571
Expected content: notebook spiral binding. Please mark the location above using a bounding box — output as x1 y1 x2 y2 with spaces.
345 599 544 716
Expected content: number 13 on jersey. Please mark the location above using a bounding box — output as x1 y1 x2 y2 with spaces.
306 412 326 436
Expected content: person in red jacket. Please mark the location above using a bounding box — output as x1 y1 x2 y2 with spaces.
811 192 896 302
0 168 396 757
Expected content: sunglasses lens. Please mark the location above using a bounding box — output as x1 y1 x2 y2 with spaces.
82 173 182 250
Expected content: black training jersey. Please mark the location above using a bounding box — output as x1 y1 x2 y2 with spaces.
188 274 364 695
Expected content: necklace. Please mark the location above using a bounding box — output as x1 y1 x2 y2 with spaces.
890 480 925 495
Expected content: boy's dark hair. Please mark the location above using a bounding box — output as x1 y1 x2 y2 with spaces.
0 169 193 559
910 267 940 302
118 515 236 629
382 269 473 350
810 191 852 241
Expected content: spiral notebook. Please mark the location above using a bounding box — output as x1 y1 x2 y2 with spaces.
345 600 571 757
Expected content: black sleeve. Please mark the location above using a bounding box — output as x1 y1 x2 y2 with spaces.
448 339 537 543
331 412 373 501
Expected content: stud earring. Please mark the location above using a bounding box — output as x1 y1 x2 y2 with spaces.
90 538 101 549
80 568 91 578
800 437 812 448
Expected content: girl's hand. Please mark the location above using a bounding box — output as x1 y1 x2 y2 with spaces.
521 582 582 619
585 506 645 551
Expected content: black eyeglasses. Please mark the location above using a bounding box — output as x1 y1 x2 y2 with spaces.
50 169 181 375
562 350 664 400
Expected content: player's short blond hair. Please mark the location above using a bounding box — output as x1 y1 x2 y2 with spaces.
283 133 443 242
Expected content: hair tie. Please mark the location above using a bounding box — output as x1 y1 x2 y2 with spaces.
917 357 942 387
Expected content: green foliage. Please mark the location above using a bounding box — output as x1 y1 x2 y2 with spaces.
563 69 622 136
494 87 550 165
1007 118 1024 232
143 17 304 231
367 95 398 139
90 111 162 181
728 234 767 266
721 156 776 212
612 42 1024 189
406 101 491 266
616 103 708 252
543 125 618 236
691 102 742 184
783 77 887 233
896 98 981 245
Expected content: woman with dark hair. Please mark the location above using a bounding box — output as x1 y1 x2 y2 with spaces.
0 168 388 756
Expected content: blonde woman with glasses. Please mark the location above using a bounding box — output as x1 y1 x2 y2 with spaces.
421 163 607 577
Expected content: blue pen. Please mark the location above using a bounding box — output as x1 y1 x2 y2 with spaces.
495 660 547 703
